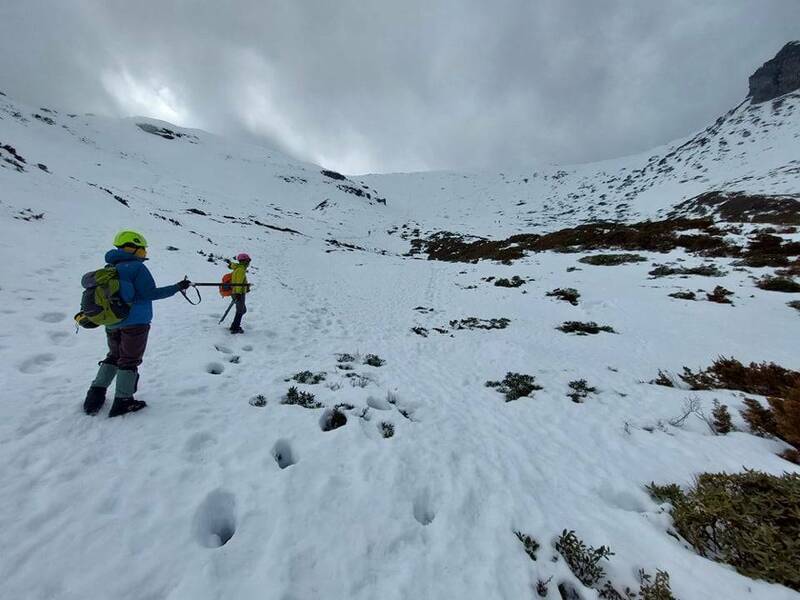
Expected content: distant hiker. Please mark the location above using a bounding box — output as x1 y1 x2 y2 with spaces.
81 230 192 417
227 253 251 334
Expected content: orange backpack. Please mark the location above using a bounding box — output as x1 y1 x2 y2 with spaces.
219 273 233 297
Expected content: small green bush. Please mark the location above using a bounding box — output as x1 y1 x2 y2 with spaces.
567 379 597 403
557 321 616 335
249 394 267 407
494 275 526 287
555 529 613 588
291 370 326 384
711 400 733 434
514 531 539 561
647 470 800 591
486 372 542 401
364 354 386 367
380 421 394 438
282 386 323 409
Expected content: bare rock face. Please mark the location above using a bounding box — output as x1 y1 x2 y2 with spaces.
749 41 800 103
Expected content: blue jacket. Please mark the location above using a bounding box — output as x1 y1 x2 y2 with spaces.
105 249 179 328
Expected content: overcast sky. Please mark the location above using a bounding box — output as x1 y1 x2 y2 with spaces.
0 1 798 174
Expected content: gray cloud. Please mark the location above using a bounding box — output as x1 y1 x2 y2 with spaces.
1 1 798 173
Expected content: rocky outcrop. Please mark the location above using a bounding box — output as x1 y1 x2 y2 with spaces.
749 42 800 103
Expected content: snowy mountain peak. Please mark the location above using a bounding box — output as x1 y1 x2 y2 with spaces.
748 40 800 103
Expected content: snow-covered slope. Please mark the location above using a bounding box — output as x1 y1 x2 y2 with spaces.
1 85 799 600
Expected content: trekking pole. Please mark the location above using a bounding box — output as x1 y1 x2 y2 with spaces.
218 298 236 324
191 283 252 289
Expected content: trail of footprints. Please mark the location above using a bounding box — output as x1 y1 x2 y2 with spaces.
17 312 71 375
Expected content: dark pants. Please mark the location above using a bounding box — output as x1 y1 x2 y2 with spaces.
104 325 151 370
230 294 247 330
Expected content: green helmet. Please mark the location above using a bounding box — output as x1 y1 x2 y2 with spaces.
113 230 148 248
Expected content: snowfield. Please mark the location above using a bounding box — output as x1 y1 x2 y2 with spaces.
1 89 799 600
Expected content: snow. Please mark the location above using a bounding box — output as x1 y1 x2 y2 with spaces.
1 91 799 600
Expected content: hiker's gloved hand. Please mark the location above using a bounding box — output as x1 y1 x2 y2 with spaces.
177 279 192 291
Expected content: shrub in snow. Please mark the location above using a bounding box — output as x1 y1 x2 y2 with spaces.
711 400 733 434
649 264 725 278
768 386 800 454
679 356 800 397
514 531 539 561
557 321 615 335
486 372 542 401
363 354 386 367
494 275 526 287
290 370 326 384
668 290 696 300
578 253 646 266
346 373 371 388
449 317 510 330
740 398 779 437
649 370 675 387
706 286 734 304
599 570 676 600
249 394 267 407
282 386 323 409
756 275 800 293
379 421 394 438
546 287 580 305
554 529 613 588
536 578 551 597
567 379 597 403
788 300 800 313
336 352 356 363
648 470 800 591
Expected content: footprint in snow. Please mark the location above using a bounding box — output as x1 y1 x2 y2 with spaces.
242 345 253 352
272 439 296 469
19 353 56 374
206 362 225 375
413 490 436 526
184 431 218 461
193 489 237 548
214 344 233 354
38 312 67 323
47 331 72 345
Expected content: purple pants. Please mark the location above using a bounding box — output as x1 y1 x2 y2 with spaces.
104 325 150 371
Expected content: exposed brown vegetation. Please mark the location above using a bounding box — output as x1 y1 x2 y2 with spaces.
679 357 800 397
546 287 580 305
757 276 800 293
649 264 726 278
706 286 734 304
578 253 647 266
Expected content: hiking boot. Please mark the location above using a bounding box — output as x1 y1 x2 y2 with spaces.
83 386 106 415
230 327 244 334
108 397 147 418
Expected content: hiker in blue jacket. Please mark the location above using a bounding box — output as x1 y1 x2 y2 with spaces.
83 230 191 417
